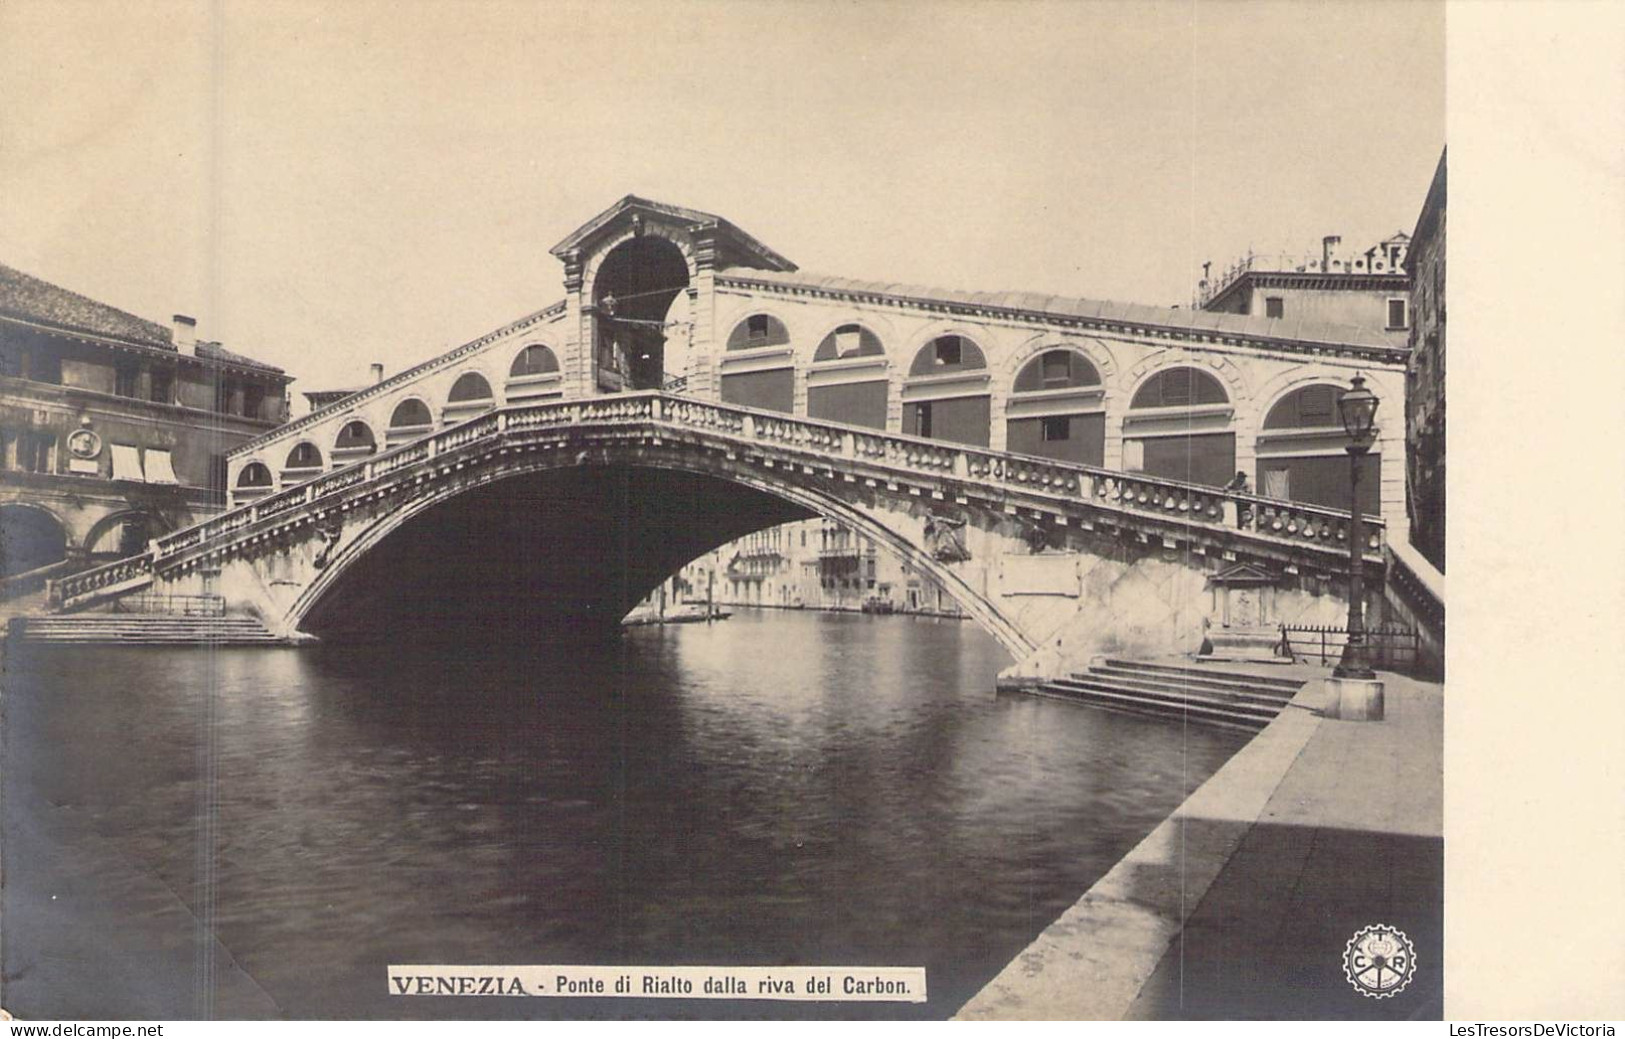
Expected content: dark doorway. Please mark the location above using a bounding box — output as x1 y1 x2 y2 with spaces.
0 504 67 577
592 236 690 392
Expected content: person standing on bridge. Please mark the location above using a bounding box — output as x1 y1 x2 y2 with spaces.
1226 471 1252 529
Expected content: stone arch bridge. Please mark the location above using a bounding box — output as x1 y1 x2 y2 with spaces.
52 393 1386 683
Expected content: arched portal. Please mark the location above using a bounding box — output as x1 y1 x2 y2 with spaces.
85 509 168 562
0 503 68 577
591 236 690 392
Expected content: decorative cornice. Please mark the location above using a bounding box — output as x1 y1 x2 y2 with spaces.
225 299 568 458
716 274 1411 367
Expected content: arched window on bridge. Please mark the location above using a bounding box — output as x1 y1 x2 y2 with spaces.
385 398 434 449
444 371 495 425
0 504 67 578
1255 382 1380 515
902 334 991 447
807 323 888 430
332 420 377 466
281 441 324 486
1122 366 1235 487
718 314 793 414
506 344 562 402
232 461 274 505
1005 349 1105 465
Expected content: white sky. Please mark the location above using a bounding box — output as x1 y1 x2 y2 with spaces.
0 0 1443 403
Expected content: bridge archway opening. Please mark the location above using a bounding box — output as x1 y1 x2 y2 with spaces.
292 456 1026 660
592 236 689 393
0 503 68 577
298 465 812 645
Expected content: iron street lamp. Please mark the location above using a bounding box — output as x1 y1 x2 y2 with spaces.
1334 372 1380 680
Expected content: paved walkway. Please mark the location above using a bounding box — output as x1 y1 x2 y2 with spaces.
956 669 1443 1020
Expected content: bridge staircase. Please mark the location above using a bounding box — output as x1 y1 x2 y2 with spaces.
1032 658 1308 732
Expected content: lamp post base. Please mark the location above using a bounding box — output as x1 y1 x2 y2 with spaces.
1324 675 1385 722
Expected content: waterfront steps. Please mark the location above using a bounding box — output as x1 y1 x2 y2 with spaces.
8 614 282 645
1032 658 1307 732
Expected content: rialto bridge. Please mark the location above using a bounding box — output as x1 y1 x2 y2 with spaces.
47 197 1434 681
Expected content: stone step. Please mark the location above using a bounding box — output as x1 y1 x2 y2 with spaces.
1031 681 1268 733
1088 661 1304 696
1073 668 1299 708
10 614 282 645
1100 657 1307 691
1048 677 1281 723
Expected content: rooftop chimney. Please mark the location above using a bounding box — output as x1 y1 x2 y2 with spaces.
172 314 197 356
370 362 385 384
1321 235 1342 272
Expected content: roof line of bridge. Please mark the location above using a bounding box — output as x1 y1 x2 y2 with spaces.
228 298 569 457
714 269 1411 364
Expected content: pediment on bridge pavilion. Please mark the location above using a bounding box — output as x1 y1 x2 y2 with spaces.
548 195 797 273
1206 561 1278 588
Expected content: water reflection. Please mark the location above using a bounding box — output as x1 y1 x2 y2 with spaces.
4 609 1245 1019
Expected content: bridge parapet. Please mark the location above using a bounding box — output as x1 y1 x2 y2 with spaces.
55 392 1384 613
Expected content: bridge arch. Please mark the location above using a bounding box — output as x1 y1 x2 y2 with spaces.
285 450 1031 657
234 461 275 501
901 330 993 447
1002 333 1118 386
444 369 497 424
331 418 379 463
803 319 892 431
386 397 435 448
1121 363 1237 488
1004 345 1108 465
717 310 796 414
1252 377 1380 512
506 343 564 403
586 233 693 393
281 440 326 485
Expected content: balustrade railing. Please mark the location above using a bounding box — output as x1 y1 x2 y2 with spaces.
54 553 155 604
56 390 1385 607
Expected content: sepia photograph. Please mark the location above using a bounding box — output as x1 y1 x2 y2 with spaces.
0 0 1617 1026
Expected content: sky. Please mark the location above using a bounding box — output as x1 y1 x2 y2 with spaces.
0 0 1444 404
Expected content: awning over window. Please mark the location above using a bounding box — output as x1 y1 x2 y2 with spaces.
144 449 178 485
110 444 144 482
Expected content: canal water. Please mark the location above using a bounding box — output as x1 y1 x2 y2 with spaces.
3 608 1247 1020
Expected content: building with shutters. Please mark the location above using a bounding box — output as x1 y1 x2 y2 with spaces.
0 262 290 585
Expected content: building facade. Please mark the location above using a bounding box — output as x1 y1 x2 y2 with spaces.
1198 233 1412 339
225 197 1410 539
1404 150 1446 572
0 263 290 581
673 517 964 617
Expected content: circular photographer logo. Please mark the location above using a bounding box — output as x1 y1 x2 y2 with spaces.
1342 924 1416 999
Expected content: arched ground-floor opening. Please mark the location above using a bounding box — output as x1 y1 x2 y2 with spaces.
0 503 68 577
84 510 167 564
